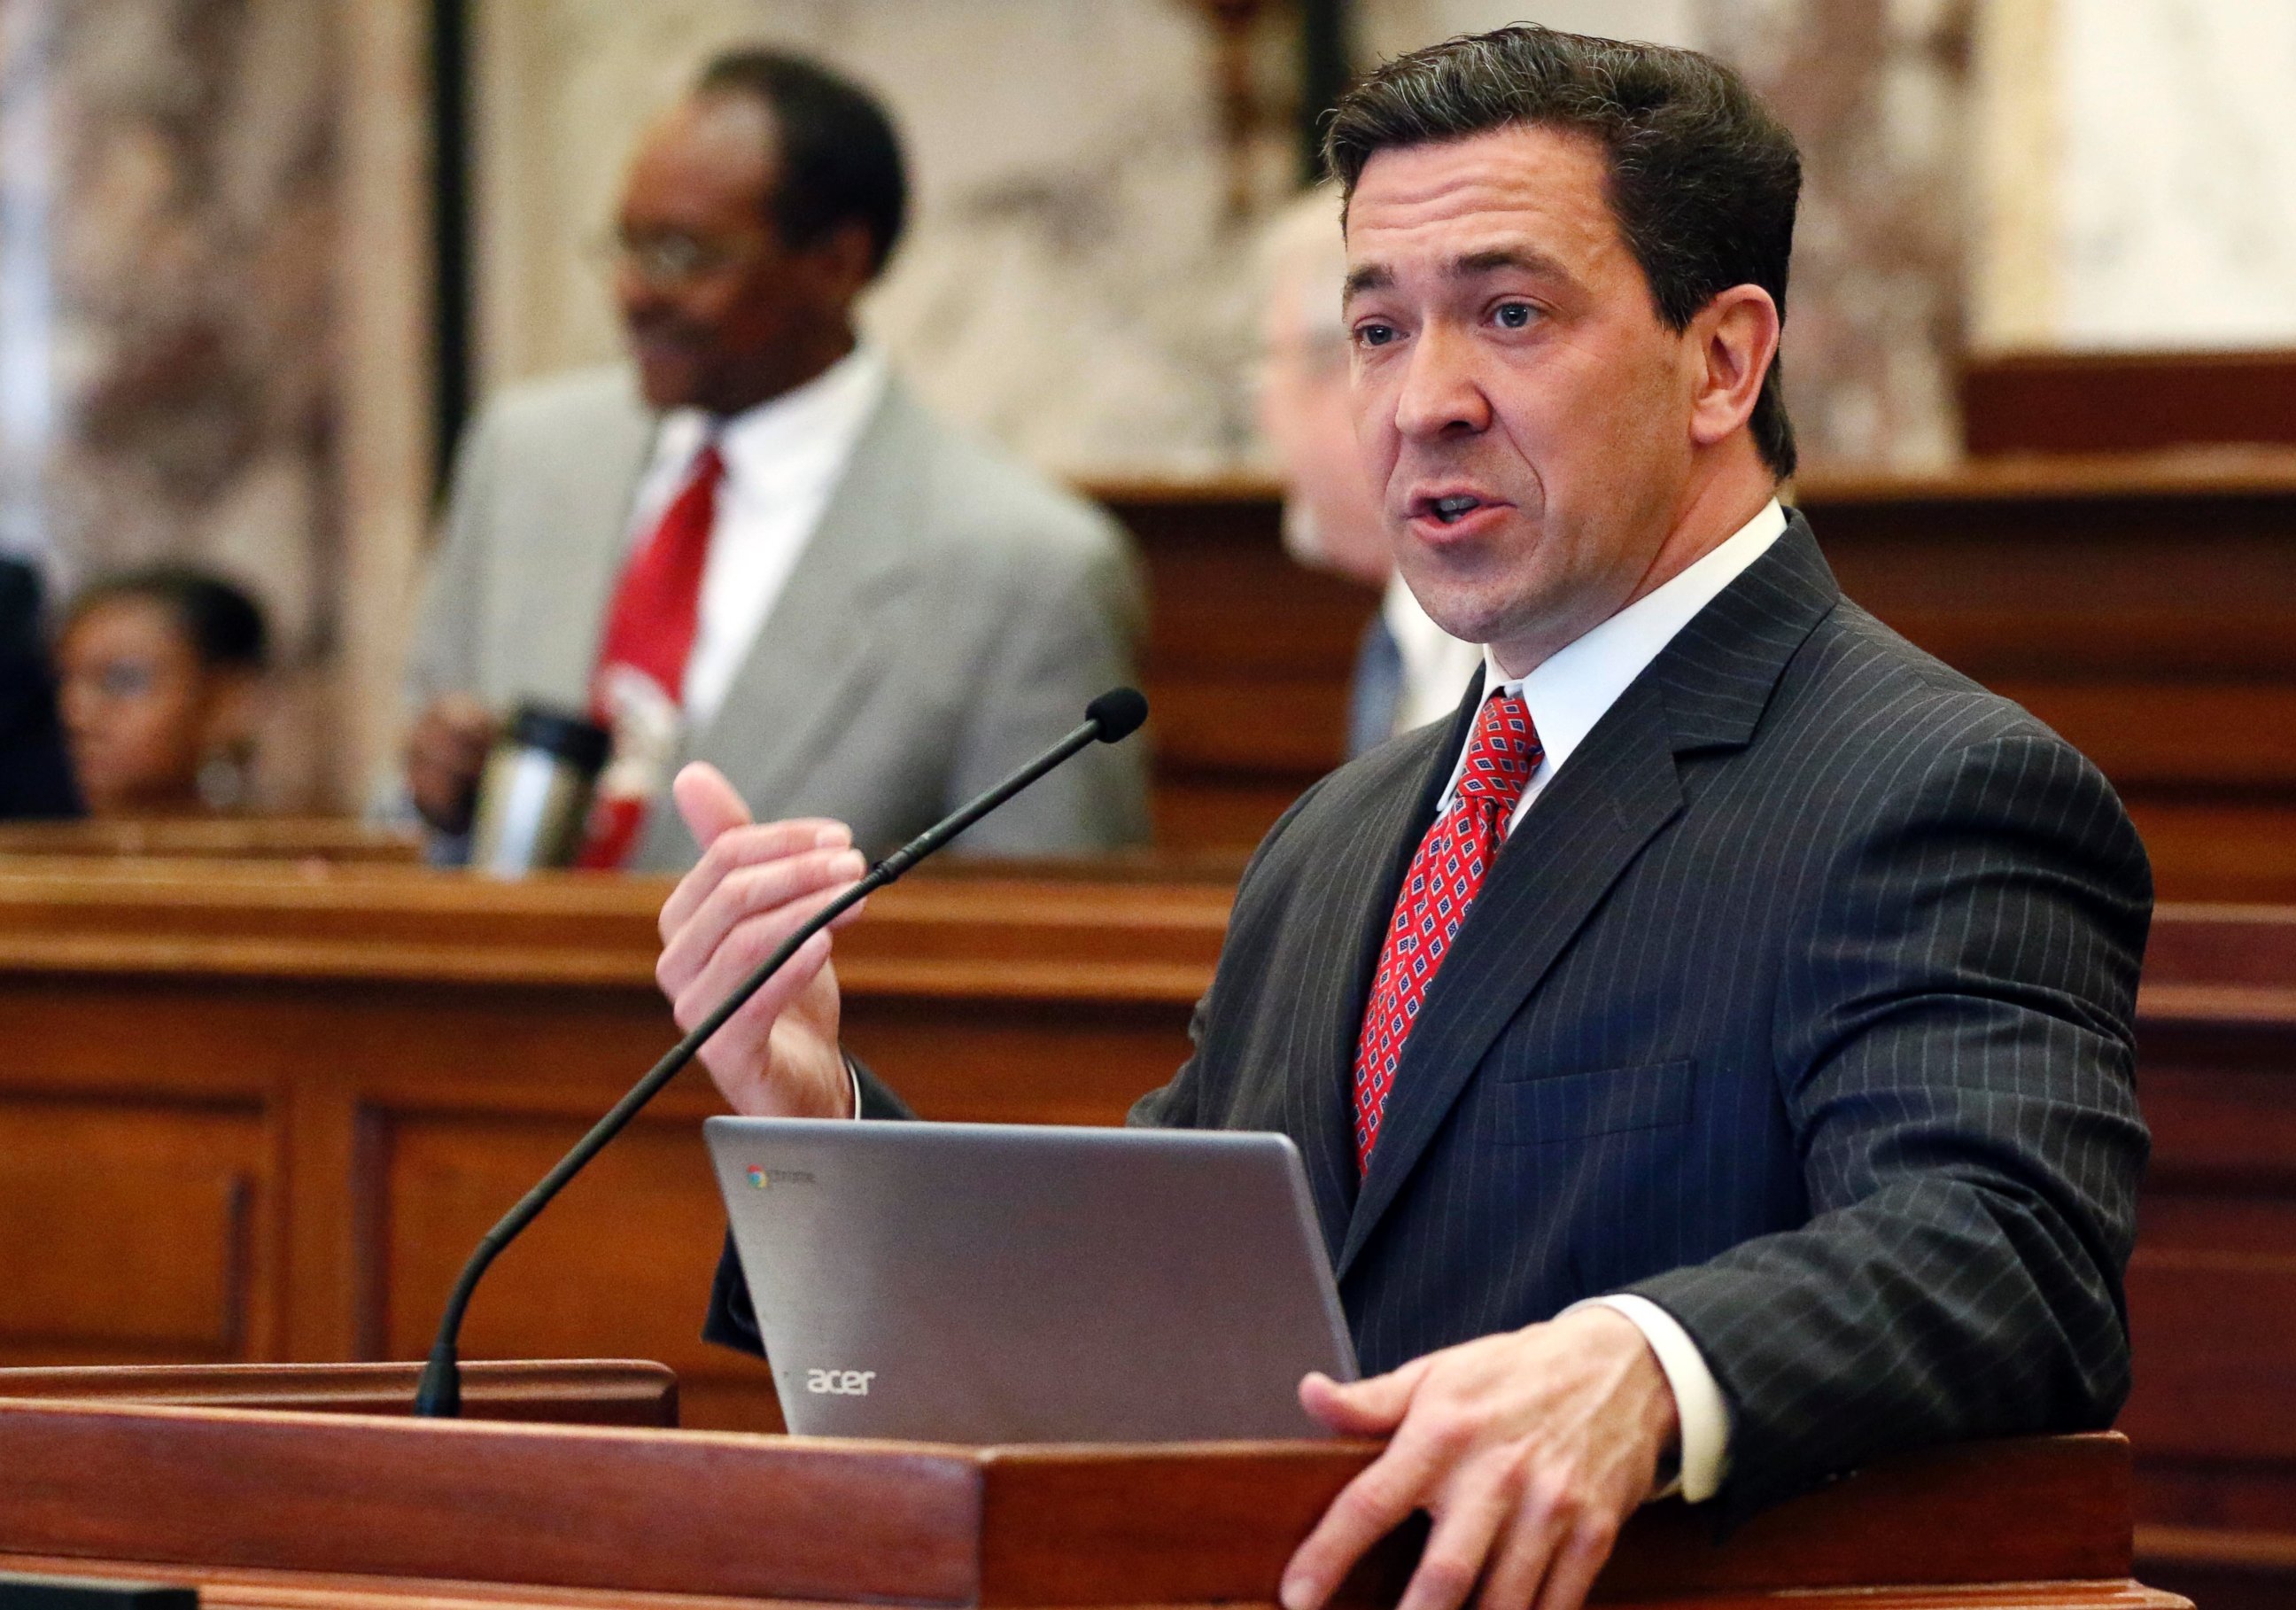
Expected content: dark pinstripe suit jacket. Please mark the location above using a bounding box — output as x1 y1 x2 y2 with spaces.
708 514 2151 1521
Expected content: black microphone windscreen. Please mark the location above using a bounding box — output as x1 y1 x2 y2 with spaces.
1086 687 1150 743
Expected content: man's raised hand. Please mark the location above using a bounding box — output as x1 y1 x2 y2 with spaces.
655 762 865 1120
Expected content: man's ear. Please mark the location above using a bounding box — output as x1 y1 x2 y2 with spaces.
1687 284 1780 449
802 219 878 305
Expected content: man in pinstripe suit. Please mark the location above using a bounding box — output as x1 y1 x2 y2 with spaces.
658 26 2151 1610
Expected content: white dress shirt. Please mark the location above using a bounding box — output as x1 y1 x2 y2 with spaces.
625 345 888 727
1428 497 1788 1505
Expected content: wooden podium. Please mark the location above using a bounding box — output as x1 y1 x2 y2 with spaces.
0 1362 2186 1609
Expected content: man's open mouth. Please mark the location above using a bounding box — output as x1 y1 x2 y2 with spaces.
1431 494 1483 525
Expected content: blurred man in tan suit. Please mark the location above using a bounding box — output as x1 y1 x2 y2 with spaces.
403 50 1146 869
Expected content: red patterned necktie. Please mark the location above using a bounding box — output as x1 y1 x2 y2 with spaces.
1352 689 1541 1174
577 442 725 869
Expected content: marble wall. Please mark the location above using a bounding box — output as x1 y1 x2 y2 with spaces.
2052 0 2296 349
7 0 2277 807
1968 0 2296 354
0 0 430 809
476 0 1299 477
0 0 342 805
472 0 1974 476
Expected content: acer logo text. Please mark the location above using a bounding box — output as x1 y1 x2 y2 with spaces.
805 1368 876 1396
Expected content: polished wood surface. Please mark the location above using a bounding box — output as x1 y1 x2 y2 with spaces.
0 1358 677 1426
0 817 421 862
1960 350 2296 455
0 860 2275 1603
1099 465 2296 901
0 1391 2187 1610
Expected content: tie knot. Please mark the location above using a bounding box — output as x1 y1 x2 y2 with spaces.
1455 689 1540 811
689 441 726 487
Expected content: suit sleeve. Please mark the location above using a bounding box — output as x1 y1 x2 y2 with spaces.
1125 771 1339 1132
943 508 1151 855
702 1060 915 1356
1625 729 2152 1521
402 404 503 721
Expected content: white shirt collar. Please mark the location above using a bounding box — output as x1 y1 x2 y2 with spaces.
1439 498 1789 821
622 343 889 730
647 343 888 493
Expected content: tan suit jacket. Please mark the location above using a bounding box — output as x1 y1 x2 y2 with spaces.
406 365 1150 868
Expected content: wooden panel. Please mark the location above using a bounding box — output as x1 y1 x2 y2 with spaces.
1098 481 1374 849
0 1401 2182 1610
0 1557 2195 1610
975 1435 2140 1606
0 1100 268 1362
1100 465 2296 898
0 859 1220 1435
2123 803 2296 906
1988 682 2296 789
2125 905 2296 1599
2124 1247 2296 1461
371 1108 780 1432
0 1399 985 1606
1961 351 2296 456
2131 1527 2296 1610
0 1358 678 1427
0 818 420 863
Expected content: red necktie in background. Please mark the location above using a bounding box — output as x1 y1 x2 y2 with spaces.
1351 689 1540 1173
577 442 725 869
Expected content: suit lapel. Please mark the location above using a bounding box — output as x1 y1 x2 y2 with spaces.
1291 677 1485 1256
1337 678 1683 1278
677 384 927 808
1333 516 1842 1279
504 375 658 707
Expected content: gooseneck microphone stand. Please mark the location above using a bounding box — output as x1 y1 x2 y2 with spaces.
412 688 1150 1418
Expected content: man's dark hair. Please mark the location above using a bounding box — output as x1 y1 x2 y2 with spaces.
67 565 269 673
1323 26 1803 478
696 49 909 277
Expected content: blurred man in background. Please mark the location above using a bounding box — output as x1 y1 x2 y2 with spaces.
403 50 1147 870
1257 185 1482 757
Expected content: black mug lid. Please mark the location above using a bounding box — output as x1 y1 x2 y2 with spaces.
506 701 611 774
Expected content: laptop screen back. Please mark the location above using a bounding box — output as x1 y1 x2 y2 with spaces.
706 1116 1358 1443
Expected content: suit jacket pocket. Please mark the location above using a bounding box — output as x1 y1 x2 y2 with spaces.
1494 1058 1695 1144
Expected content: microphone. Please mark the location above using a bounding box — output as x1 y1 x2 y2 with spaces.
412 687 1150 1417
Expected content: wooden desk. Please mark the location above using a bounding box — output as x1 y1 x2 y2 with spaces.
0 860 2284 1601
0 859 1222 1434
0 1367 2190 1610
1101 460 2296 901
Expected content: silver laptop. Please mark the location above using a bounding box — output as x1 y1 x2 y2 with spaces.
705 1116 1358 1443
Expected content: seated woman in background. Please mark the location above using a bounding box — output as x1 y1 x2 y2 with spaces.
55 567 268 816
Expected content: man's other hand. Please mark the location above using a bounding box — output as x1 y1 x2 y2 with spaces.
406 693 498 834
1282 1307 1678 1610
655 762 863 1120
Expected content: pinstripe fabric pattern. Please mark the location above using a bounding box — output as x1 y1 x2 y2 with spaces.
1354 690 1540 1171
1128 515 2152 1522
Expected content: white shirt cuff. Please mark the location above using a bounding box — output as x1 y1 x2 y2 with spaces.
845 1055 865 1120
1565 1294 1732 1504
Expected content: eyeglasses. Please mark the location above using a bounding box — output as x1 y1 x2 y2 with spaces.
594 228 763 290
